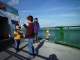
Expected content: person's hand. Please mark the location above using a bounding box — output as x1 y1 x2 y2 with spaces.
23 24 26 26
23 24 27 28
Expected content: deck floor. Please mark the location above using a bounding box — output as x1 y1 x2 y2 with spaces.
0 39 80 60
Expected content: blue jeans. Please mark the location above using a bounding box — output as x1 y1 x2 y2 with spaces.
27 39 45 56
15 40 20 51
28 38 35 55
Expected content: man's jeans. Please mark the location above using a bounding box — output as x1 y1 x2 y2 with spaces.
27 38 45 56
28 38 35 55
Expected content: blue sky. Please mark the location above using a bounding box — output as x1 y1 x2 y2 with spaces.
1 0 80 27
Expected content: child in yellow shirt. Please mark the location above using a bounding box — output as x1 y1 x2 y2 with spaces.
14 25 23 52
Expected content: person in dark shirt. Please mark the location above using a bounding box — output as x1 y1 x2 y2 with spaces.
23 16 35 58
34 18 40 43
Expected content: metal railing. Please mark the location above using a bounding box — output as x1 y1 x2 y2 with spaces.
40 26 80 49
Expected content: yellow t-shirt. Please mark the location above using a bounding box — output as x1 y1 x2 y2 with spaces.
14 31 21 40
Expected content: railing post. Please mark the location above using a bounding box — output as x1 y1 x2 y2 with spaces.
60 27 64 41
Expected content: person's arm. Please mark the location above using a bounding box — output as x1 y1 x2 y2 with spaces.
23 24 27 28
19 31 24 39
38 23 40 31
14 31 17 37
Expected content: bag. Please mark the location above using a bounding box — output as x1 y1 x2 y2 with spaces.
48 54 58 60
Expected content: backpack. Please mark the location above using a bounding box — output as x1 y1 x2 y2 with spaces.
47 54 58 60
